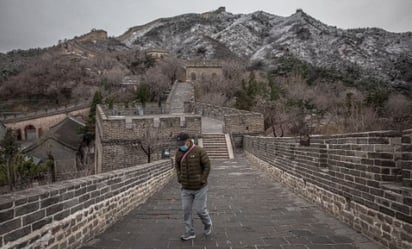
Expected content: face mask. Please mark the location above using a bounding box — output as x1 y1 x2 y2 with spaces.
180 144 189 151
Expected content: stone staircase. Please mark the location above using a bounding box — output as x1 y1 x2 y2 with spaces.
201 133 231 160
168 82 194 114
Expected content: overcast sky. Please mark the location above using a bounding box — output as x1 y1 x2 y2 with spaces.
0 0 411 53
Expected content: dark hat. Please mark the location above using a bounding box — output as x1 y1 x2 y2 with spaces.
176 132 189 146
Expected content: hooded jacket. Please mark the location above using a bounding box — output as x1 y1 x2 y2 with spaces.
175 144 210 190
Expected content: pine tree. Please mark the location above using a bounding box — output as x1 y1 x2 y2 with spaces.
81 91 102 145
0 128 19 190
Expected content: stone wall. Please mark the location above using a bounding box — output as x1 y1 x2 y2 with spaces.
0 160 174 249
194 102 264 134
105 103 164 116
402 129 412 188
0 103 90 122
244 130 412 249
2 104 89 141
95 105 201 173
194 103 264 147
76 30 107 43
185 64 223 82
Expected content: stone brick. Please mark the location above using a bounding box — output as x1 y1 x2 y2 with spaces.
402 136 411 144
70 203 84 214
41 196 60 208
401 231 412 243
4 226 31 243
46 204 63 216
15 202 39 216
53 209 71 221
79 193 91 203
368 152 394 159
0 200 13 210
392 203 410 215
404 197 412 206
0 209 14 223
396 212 412 223
75 187 87 197
62 191 75 200
62 199 79 209
402 153 412 160
87 185 97 192
0 218 21 235
23 210 45 226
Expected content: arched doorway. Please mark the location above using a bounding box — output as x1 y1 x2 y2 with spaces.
25 125 37 140
15 129 22 141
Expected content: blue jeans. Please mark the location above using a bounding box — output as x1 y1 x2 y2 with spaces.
181 186 212 234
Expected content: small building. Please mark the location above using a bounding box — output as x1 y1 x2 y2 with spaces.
185 61 223 82
145 49 169 59
23 117 87 181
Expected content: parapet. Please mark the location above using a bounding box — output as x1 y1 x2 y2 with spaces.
194 102 264 135
96 104 202 141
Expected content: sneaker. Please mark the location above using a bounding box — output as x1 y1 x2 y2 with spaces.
204 224 212 236
180 233 196 241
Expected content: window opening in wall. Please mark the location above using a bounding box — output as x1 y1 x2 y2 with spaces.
25 124 37 140
16 129 22 140
191 72 196 81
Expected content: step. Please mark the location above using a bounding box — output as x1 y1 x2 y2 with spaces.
201 133 230 159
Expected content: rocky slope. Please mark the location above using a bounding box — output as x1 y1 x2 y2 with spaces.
119 7 412 90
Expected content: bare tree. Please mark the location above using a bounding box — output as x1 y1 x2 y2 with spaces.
384 93 412 130
134 127 161 163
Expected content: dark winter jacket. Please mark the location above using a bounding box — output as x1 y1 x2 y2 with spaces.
175 144 210 190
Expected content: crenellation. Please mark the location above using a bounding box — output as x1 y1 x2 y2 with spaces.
195 102 264 135
244 128 412 249
0 160 174 249
95 104 201 173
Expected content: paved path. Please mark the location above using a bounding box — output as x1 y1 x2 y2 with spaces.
169 82 194 114
81 155 382 249
202 117 224 134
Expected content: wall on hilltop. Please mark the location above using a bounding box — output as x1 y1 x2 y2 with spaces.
76 29 107 43
244 129 412 249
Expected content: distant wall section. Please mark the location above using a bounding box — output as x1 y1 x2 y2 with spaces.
2 104 89 141
95 104 201 173
185 63 223 82
194 103 264 147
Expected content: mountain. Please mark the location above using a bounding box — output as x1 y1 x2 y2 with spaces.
1 6 412 111
118 7 412 91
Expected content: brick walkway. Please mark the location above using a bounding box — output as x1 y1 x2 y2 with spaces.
81 155 383 249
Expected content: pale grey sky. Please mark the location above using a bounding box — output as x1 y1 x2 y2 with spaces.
0 0 411 53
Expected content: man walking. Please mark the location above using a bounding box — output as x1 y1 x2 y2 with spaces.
175 132 212 240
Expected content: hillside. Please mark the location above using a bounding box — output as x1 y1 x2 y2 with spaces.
1 7 412 115
119 7 412 91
